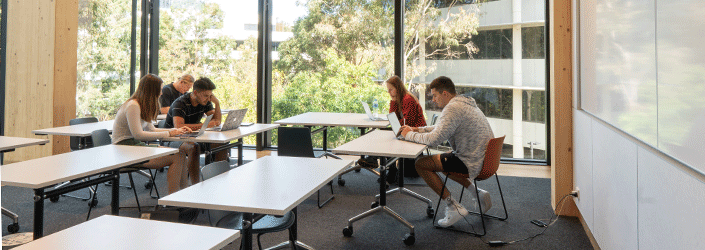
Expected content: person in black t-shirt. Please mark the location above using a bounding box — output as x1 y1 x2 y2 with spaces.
159 74 194 114
165 77 228 161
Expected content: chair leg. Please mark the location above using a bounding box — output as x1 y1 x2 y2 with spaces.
467 175 508 221
127 172 142 213
149 169 161 199
257 233 264 250
86 182 100 221
432 174 489 236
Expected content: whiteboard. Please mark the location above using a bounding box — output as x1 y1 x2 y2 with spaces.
580 0 705 173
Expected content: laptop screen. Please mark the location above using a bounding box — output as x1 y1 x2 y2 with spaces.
387 112 402 137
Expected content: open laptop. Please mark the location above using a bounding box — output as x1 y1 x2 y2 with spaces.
387 112 404 139
178 114 213 138
361 101 388 121
211 108 248 131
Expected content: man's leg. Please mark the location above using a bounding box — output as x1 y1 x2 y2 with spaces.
212 143 229 162
415 155 451 199
179 142 201 185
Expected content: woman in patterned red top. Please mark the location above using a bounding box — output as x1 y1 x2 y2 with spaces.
386 75 427 127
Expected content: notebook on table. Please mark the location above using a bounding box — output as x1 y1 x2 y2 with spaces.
362 101 388 121
387 112 404 139
211 108 248 132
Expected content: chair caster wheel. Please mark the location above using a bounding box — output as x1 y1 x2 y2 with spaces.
342 227 353 237
144 181 153 189
338 179 346 186
427 207 435 218
50 196 60 202
354 169 361 172
371 201 379 209
7 223 19 234
403 233 415 245
88 199 98 208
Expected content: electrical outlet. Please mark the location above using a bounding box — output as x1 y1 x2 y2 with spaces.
571 187 580 200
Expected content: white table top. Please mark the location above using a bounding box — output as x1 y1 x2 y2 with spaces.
32 120 115 137
159 156 353 216
160 123 279 143
12 215 240 250
332 129 427 158
0 136 49 152
274 112 389 128
1 145 178 189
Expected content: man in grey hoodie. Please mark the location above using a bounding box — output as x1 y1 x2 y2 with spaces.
400 76 494 227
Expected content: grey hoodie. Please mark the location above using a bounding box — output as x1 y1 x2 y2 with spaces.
404 95 494 177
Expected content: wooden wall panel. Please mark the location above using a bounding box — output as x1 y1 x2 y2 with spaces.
5 0 56 163
550 0 578 216
53 0 78 154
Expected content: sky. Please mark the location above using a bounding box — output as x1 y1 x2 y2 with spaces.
207 0 309 30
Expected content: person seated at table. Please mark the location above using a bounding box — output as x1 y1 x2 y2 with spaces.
164 77 228 162
159 74 194 114
399 76 494 228
112 74 201 194
358 75 427 182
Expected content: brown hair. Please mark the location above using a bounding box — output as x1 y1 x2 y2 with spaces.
429 76 457 95
386 75 417 114
126 74 163 122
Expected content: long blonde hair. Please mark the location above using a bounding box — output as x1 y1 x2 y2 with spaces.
125 74 163 121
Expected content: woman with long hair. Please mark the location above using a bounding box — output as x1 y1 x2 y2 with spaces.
112 74 200 193
386 75 427 128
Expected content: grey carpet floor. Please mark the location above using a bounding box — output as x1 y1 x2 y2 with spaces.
2 164 592 249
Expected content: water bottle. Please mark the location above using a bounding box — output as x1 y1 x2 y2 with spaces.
372 98 379 118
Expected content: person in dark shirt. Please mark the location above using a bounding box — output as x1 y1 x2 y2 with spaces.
165 77 227 161
159 74 194 114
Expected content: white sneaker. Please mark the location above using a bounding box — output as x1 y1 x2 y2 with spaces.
437 200 468 227
478 189 492 214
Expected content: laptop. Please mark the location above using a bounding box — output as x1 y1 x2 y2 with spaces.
178 114 213 138
211 108 248 131
387 112 404 139
362 101 388 121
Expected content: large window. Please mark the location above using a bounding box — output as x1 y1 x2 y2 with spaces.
159 0 259 144
408 0 547 161
76 0 140 121
270 0 394 148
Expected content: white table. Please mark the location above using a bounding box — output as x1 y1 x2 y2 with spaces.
1 136 50 234
332 129 430 245
12 215 240 250
1 145 178 239
160 123 279 166
32 120 115 137
159 156 353 250
275 112 390 185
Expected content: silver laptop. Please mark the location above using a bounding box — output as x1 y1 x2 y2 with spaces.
387 112 404 139
362 101 388 121
212 108 248 131
179 114 213 138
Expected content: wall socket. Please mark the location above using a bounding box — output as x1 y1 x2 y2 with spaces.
571 187 580 200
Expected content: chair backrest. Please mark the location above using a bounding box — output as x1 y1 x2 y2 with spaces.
277 127 315 158
90 129 112 147
431 113 440 125
476 135 505 181
200 160 231 181
70 117 99 151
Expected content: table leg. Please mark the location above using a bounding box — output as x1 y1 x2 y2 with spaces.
238 138 243 166
111 170 120 215
243 213 253 250
33 189 44 239
266 207 314 250
343 158 416 245
375 158 434 215
322 126 328 152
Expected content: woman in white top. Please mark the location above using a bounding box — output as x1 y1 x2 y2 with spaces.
112 74 199 194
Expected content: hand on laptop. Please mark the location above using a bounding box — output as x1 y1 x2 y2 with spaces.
400 125 414 137
168 126 192 137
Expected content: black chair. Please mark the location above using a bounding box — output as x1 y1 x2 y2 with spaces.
51 117 100 203
278 126 339 208
201 161 297 250
86 129 160 219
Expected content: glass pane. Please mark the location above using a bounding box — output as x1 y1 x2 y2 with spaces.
159 1 258 144
271 0 394 148
77 0 139 121
409 0 547 161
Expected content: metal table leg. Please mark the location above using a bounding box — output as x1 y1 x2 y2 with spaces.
375 158 434 217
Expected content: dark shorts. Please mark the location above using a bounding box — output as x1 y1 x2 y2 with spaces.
440 152 468 174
